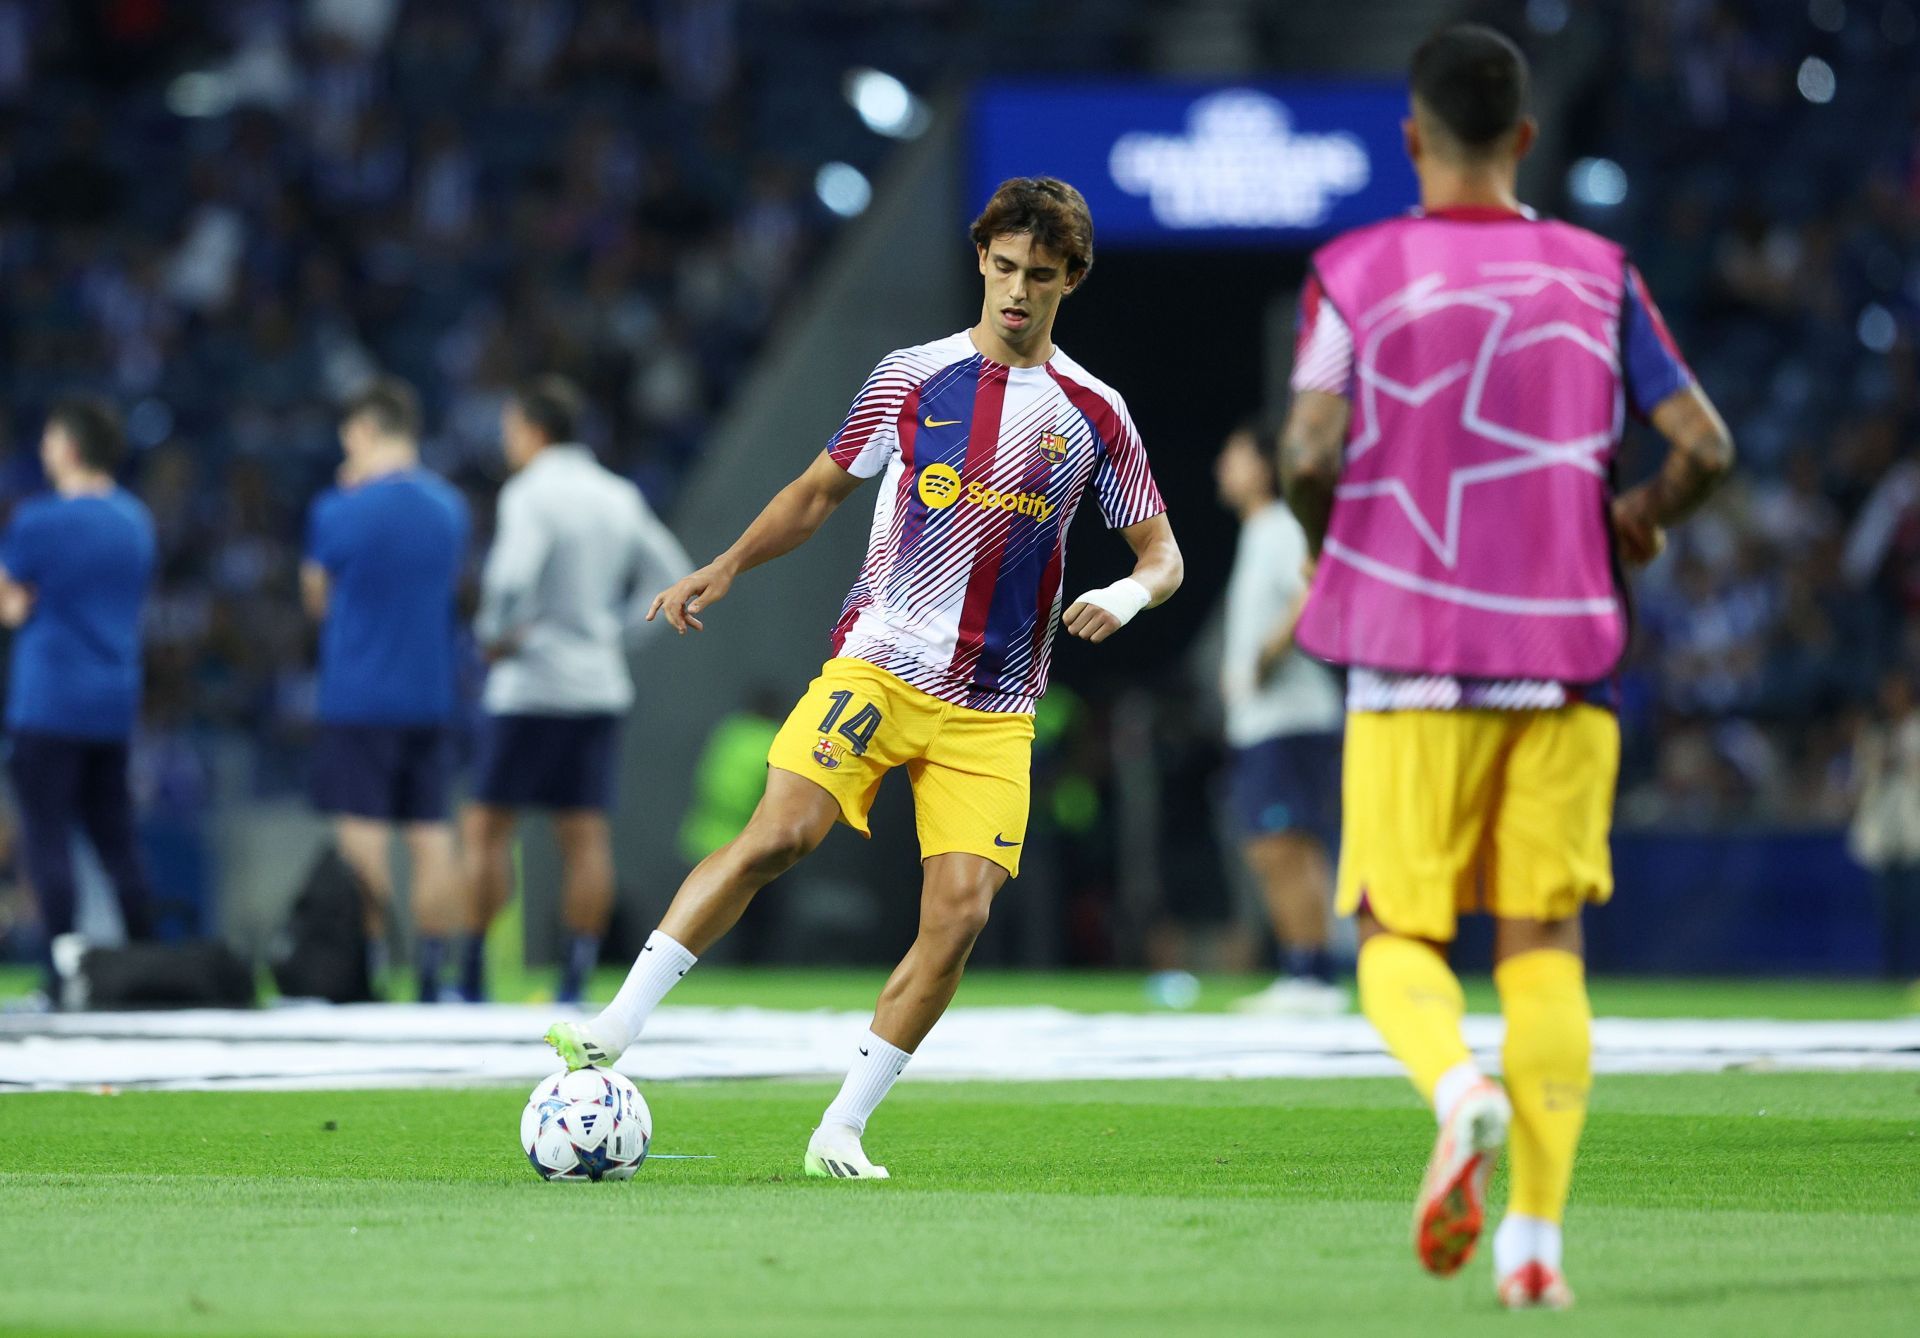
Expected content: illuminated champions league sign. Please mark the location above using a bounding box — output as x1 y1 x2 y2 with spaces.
970 82 1417 247
1110 92 1371 229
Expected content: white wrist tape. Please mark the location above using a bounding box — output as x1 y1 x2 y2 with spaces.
1071 577 1153 628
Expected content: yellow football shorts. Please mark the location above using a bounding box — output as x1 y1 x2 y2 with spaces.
767 657 1034 876
1336 706 1620 942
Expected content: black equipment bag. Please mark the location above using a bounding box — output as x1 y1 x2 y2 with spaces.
80 940 255 1009
269 847 373 1004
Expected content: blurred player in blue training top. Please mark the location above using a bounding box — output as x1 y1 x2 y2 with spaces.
0 399 157 1006
463 376 691 1005
303 377 471 1001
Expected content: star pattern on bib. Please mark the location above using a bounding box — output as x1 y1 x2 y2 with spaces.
1337 262 1625 570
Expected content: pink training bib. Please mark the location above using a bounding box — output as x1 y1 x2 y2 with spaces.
1296 213 1631 683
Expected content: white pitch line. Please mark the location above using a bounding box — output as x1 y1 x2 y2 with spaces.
2 1004 1916 1093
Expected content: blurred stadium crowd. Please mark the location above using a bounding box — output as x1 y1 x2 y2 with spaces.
0 0 1134 821
0 0 1913 845
1539 0 1920 826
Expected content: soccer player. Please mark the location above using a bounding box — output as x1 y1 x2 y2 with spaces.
464 376 692 1004
1279 27 1734 1308
303 378 471 1000
545 177 1182 1178
0 399 156 1004
1214 420 1346 1016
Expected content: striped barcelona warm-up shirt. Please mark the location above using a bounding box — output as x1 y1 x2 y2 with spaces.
825 331 1165 715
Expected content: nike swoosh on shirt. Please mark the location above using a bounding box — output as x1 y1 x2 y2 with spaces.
922 415 962 428
993 835 1021 848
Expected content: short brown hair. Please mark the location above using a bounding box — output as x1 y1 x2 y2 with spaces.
969 177 1094 281
47 397 125 474
344 375 421 440
512 374 586 445
1410 24 1530 153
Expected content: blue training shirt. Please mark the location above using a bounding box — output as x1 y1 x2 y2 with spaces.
307 469 470 726
1 488 156 740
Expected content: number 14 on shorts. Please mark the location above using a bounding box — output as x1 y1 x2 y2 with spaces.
819 689 882 756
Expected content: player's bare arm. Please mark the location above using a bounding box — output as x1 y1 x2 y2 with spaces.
1062 512 1183 644
299 560 329 621
1277 389 1353 555
0 567 33 628
1611 384 1736 567
649 450 864 633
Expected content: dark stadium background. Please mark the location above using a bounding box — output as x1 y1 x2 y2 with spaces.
1051 246 1310 692
0 0 1913 985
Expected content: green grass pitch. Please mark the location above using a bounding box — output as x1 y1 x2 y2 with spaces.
4 1070 1917 1337
617 967 1920 1020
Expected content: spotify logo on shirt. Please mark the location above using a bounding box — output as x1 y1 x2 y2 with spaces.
918 463 963 508
917 464 1054 522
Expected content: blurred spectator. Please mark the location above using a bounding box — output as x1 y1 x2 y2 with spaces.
1844 448 1920 600
462 376 691 1005
302 377 470 1002
1848 671 1920 978
1212 422 1345 1015
0 400 157 1002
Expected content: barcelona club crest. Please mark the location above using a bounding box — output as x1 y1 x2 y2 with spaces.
812 736 846 769
1037 431 1068 465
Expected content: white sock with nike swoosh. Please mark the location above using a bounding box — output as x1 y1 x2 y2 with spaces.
596 930 697 1051
820 1029 912 1136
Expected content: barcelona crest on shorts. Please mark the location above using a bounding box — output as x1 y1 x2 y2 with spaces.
1037 431 1068 465
811 736 846 769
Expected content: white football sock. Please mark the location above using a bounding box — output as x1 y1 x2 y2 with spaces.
1432 1059 1485 1127
1493 1213 1561 1276
595 930 696 1050
1532 1218 1563 1271
819 1029 912 1136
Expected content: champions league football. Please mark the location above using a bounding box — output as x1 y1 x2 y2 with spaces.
521 1069 652 1182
